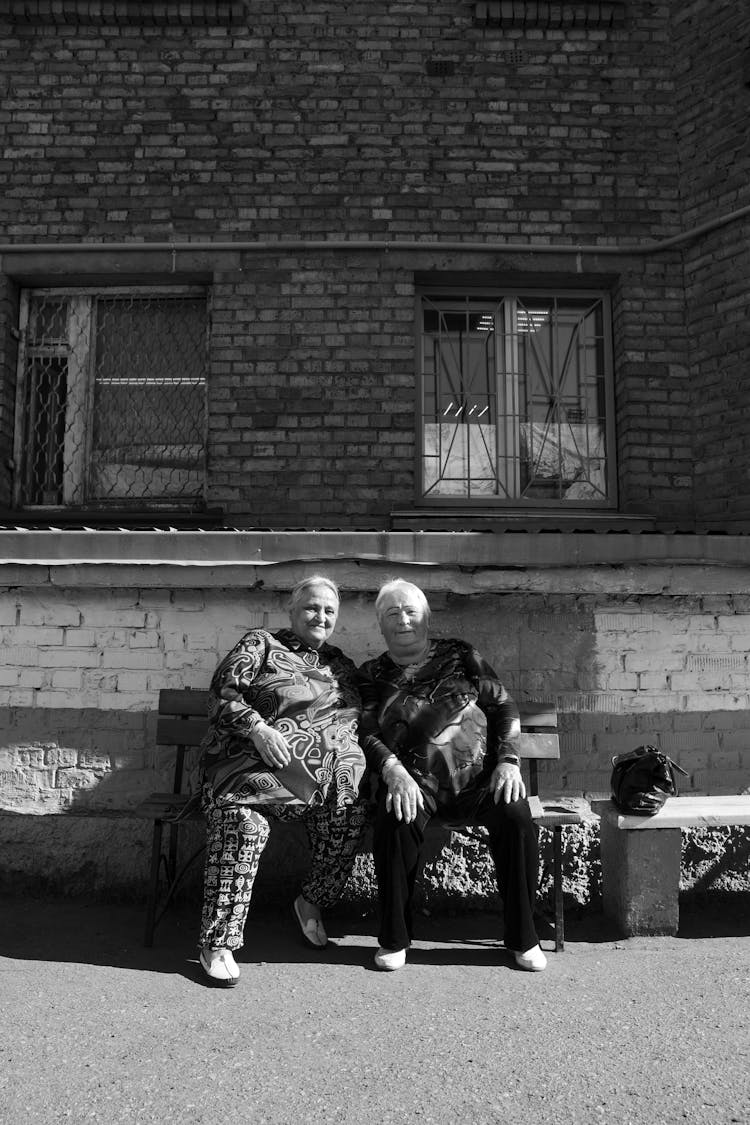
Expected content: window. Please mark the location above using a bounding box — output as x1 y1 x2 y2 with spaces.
13 288 208 510
419 290 615 507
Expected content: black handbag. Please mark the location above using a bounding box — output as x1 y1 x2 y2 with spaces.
610 745 688 816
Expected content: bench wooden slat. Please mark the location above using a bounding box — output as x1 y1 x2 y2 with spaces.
156 715 209 747
529 795 593 826
609 794 750 830
517 703 558 728
155 692 561 757
518 732 559 760
158 688 209 716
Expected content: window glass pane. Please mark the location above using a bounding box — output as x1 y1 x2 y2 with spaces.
422 297 502 499
17 291 207 508
90 296 207 501
23 356 68 505
421 291 611 506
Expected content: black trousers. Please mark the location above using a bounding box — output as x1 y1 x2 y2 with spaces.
373 782 540 954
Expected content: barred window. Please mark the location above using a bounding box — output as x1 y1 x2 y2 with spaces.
419 290 615 507
14 288 208 510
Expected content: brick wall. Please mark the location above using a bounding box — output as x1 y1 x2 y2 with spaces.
670 4 750 529
1 2 747 527
208 258 415 526
0 4 681 246
2 577 749 819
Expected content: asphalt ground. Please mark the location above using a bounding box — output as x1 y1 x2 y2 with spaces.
0 895 748 1125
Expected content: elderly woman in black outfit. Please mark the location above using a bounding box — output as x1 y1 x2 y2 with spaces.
197 575 368 986
358 579 546 973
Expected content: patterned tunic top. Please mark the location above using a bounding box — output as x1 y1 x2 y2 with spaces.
200 628 365 809
358 637 520 810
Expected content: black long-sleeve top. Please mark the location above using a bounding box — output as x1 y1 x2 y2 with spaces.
358 637 521 809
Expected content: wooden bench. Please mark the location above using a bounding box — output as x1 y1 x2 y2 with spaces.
599 794 750 937
136 688 592 950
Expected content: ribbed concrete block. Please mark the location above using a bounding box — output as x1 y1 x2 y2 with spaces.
600 807 681 936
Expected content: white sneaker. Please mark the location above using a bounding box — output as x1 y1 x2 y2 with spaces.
513 944 547 972
374 946 407 971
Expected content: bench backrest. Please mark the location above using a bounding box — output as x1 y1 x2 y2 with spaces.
156 688 559 797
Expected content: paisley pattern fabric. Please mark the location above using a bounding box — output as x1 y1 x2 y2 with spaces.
200 628 365 809
358 637 520 810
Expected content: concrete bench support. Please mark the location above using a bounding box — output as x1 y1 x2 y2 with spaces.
600 807 681 935
599 795 750 937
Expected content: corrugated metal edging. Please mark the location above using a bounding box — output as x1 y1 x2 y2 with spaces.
0 528 749 569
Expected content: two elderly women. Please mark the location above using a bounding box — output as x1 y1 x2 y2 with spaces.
196 574 544 985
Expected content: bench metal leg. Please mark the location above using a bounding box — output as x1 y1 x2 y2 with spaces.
143 819 207 948
144 818 164 948
553 825 564 951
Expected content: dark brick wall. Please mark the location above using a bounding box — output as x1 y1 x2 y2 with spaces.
1 3 683 243
671 3 750 530
0 1 748 527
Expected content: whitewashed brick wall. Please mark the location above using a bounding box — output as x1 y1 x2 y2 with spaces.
2 581 749 816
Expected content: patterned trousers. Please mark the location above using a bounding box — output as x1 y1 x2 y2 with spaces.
198 785 370 951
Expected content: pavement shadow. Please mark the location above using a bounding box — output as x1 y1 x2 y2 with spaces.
0 894 616 979
0 895 377 982
1 893 745 984
676 893 750 940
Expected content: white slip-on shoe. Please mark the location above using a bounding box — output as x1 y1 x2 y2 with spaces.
199 947 240 987
513 944 547 972
293 895 328 949
374 946 407 971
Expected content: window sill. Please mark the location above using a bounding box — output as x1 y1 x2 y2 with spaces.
390 508 657 533
0 508 225 531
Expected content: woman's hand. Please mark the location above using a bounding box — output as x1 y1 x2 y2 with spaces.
383 760 424 823
491 761 526 804
251 721 292 768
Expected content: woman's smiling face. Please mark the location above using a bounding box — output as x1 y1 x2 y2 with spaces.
378 585 430 657
289 583 339 649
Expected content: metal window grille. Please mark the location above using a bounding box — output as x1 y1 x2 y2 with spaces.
419 291 615 507
14 288 208 509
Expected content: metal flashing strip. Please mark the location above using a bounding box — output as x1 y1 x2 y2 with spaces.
0 529 749 569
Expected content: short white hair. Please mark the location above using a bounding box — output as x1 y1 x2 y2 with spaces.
288 575 340 614
374 579 431 624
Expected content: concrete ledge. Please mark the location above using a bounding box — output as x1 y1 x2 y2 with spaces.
2 528 750 569
3 529 750 595
605 795 750 830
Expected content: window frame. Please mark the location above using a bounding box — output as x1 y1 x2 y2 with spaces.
415 284 618 511
12 284 210 514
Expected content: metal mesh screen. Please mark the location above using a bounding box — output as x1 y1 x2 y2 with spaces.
17 291 208 508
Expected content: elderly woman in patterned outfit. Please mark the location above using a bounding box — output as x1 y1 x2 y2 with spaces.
197 575 368 986
359 579 546 974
